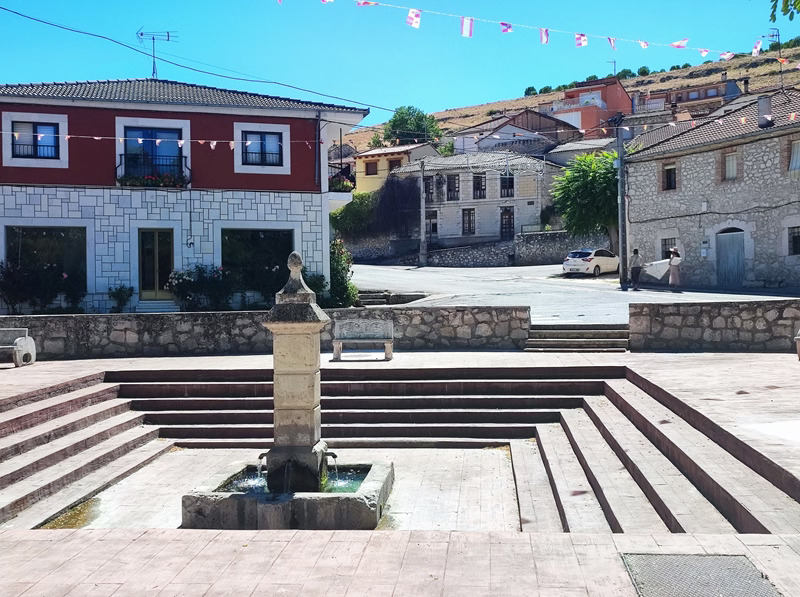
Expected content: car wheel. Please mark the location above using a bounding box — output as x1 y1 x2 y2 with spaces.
593 265 601 277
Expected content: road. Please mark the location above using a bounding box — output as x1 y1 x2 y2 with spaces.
351 264 800 324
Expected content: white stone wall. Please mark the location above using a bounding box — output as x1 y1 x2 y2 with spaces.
0 185 329 313
626 134 800 288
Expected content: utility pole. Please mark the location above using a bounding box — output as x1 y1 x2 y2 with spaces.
610 112 628 290
419 160 428 266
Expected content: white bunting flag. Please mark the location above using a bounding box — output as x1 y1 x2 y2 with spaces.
638 40 649 49
540 28 549 44
229 141 235 150
93 136 101 140
13 132 19 140
720 52 734 61
608 37 616 50
137 138 143 144
65 135 71 140
752 40 762 56
406 8 421 28
670 38 689 49
575 33 588 47
155 139 162 146
178 140 185 148
699 48 709 57
210 141 217 150
460 17 474 38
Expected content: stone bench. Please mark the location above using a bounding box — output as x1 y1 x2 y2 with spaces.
0 328 37 367
332 320 393 361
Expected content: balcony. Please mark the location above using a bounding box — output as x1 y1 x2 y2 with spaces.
117 154 191 188
634 98 666 113
551 96 607 112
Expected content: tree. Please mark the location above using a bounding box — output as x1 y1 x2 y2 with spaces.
551 151 619 253
539 85 553 94
681 62 691 69
524 86 537 96
438 141 455 156
669 64 682 71
383 106 442 146
771 0 800 20
637 66 651 76
586 75 599 81
367 131 383 149
616 69 635 79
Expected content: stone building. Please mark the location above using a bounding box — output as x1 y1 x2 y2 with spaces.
390 152 561 248
625 89 800 288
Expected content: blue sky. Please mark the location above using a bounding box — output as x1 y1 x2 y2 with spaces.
0 1 794 127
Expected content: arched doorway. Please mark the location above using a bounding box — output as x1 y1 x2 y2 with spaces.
716 227 745 286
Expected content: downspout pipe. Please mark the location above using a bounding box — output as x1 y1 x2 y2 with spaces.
315 111 321 189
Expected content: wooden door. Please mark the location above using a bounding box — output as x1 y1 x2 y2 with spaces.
139 229 174 300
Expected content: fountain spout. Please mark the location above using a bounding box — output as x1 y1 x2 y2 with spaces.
324 451 338 460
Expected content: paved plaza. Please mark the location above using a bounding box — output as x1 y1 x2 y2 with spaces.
2 350 800 595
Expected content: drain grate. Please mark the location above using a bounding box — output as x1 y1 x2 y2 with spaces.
622 554 783 597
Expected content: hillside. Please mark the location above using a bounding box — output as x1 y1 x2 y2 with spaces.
343 46 800 150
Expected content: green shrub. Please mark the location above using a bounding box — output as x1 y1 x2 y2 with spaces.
0 261 28 314
28 264 63 312
330 192 376 236
63 272 87 309
108 283 135 313
329 175 354 192
165 264 235 311
325 238 358 308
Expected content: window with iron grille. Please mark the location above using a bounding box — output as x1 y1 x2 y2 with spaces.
242 131 283 166
365 161 378 176
12 122 59 159
447 175 460 201
723 153 737 181
124 127 182 178
790 227 800 256
423 176 434 201
663 164 677 190
388 159 402 172
500 173 514 198
661 237 677 260
462 208 475 235
473 173 486 199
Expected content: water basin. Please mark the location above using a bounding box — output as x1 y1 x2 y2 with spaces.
216 465 370 494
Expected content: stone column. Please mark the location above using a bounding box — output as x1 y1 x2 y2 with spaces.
262 252 330 492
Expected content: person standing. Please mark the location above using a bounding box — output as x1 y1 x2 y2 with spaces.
669 248 682 291
629 248 643 290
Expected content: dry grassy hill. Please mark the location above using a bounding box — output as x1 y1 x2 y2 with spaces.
344 47 800 150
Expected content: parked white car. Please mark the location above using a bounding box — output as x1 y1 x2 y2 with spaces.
562 248 620 277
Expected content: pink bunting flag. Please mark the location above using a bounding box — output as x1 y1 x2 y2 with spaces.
500 22 512 34
638 40 649 49
357 1 378 4
540 28 549 44
406 8 421 28
608 37 616 50
670 38 688 49
575 33 587 47
699 48 709 57
720 52 734 60
460 16 474 38
321 0 333 3
752 40 762 56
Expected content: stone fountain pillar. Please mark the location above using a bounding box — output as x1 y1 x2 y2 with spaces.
262 252 330 493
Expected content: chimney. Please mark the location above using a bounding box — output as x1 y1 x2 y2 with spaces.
758 95 773 128
742 77 750 94
721 71 728 82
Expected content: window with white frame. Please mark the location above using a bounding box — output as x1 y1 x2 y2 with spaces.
2 111 69 169
789 140 800 179
723 152 737 181
232 122 290 175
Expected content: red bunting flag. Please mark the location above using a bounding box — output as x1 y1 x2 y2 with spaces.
575 33 587 47
500 22 513 33
406 8 421 28
670 38 689 49
540 28 549 44
740 117 747 124
460 17 474 38
638 40 649 49
752 40 762 56
778 57 789 64
608 37 616 50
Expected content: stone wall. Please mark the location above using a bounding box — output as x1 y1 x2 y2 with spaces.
427 241 515 267
0 185 329 314
341 234 418 263
629 299 800 352
626 133 800 288
0 306 530 360
515 230 612 265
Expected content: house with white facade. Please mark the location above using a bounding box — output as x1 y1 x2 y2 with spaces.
390 152 561 247
626 89 800 288
0 79 367 313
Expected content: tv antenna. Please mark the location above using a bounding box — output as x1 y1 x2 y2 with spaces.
766 28 784 91
136 29 178 79
608 59 617 76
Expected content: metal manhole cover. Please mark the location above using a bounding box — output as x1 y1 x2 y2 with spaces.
622 554 783 597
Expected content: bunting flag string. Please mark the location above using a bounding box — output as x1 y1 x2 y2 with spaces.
460 17 474 38
349 2 745 59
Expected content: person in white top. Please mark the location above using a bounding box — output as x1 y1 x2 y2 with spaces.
669 248 682 291
629 248 643 290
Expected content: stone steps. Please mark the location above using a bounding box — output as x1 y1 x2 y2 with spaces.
581 395 735 534
0 425 161 525
0 384 120 438
525 339 629 350
509 440 564 533
0 411 145 490
173 437 510 449
527 324 629 352
0 439 172 529
605 379 800 534
134 300 179 313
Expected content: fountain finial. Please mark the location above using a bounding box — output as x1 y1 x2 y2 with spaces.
275 251 315 304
